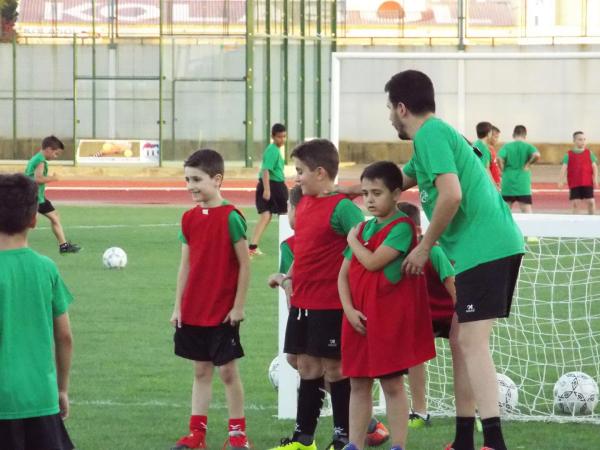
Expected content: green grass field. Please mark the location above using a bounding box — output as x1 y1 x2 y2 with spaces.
28 205 599 450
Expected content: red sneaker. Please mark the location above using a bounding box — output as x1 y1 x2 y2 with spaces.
481 448 495 450
443 445 454 450
365 420 390 447
172 429 207 449
227 430 250 449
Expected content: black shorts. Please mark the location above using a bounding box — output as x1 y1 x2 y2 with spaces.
284 308 342 359
432 320 452 339
455 254 523 323
174 323 244 366
38 200 55 215
502 195 532 205
255 180 288 215
569 186 594 200
0 414 74 450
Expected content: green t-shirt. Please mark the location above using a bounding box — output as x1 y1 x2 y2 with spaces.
473 139 491 168
0 248 73 419
24 152 48 203
429 245 455 282
562 149 598 164
260 143 285 182
279 240 294 273
179 201 247 245
403 117 524 274
330 198 365 235
498 141 539 195
344 211 413 284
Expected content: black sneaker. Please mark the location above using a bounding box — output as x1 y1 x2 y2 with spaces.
59 242 81 254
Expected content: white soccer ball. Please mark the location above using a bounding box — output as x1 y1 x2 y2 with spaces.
497 373 518 414
268 356 280 390
102 247 127 269
554 371 599 415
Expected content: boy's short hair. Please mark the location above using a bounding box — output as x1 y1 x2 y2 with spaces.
290 139 339 179
476 122 493 139
513 125 527 137
184 149 224 178
360 161 403 192
0 174 38 235
289 185 303 208
271 123 286 135
397 201 420 226
41 135 64 150
573 131 585 139
384 70 436 114
492 125 500 133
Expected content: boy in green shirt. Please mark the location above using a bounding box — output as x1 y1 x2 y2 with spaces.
497 125 541 213
24 136 81 254
249 123 288 257
0 174 74 450
473 121 493 170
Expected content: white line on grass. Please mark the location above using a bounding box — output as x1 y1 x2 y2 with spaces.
35 220 257 231
70 399 275 411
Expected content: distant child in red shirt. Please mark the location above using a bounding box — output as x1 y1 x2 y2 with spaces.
339 162 436 450
558 131 599 215
488 126 502 187
170 149 251 450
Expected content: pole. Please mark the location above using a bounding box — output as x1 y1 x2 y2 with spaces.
92 0 97 138
458 0 465 50
72 35 78 165
245 0 255 167
159 0 164 166
316 0 322 137
265 0 271 143
12 34 17 157
299 0 305 142
283 0 289 158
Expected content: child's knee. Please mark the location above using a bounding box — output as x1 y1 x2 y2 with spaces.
350 378 372 394
297 355 323 379
380 375 405 397
321 358 343 382
218 362 240 385
194 362 213 381
286 354 298 370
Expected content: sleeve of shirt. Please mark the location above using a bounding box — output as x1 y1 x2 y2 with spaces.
403 158 416 179
498 145 507 159
417 126 458 182
591 153 598 163
261 145 278 171
330 198 365 235
429 245 455 283
178 228 188 244
381 221 412 255
343 246 352 260
51 268 74 317
228 210 247 243
562 154 569 164
528 144 539 157
279 241 294 273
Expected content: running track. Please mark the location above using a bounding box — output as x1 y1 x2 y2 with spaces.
47 180 576 212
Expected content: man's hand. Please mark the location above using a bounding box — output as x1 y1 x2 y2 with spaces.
345 308 367 336
402 241 431 275
223 307 244 326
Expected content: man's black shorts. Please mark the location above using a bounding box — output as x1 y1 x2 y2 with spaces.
502 195 532 205
255 180 288 215
455 254 523 323
174 323 244 365
432 320 452 339
284 308 342 359
0 413 74 450
569 186 594 200
38 200 55 215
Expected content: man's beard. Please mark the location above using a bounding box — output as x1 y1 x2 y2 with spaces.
398 130 410 140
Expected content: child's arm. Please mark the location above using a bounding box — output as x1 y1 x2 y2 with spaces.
53 312 73 419
338 258 366 335
496 156 504 172
171 243 190 328
34 162 58 184
593 162 599 188
524 150 541 170
261 169 271 201
558 164 568 188
224 239 250 326
346 224 401 272
443 276 457 305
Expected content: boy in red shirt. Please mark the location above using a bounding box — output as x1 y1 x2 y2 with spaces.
558 131 599 214
270 139 364 450
339 162 435 450
488 126 502 188
170 149 251 450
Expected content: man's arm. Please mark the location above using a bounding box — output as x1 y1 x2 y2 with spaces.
34 163 57 184
400 168 417 191
443 276 457 305
54 312 73 419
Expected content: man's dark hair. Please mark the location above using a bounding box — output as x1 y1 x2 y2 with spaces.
0 174 38 235
384 70 436 114
184 149 225 178
271 123 286 136
290 139 339 179
573 131 584 139
476 122 493 139
289 185 303 208
397 202 420 226
360 161 403 192
513 125 527 137
492 125 500 133
41 135 64 150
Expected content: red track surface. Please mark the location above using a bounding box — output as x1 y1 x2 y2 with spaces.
46 180 575 212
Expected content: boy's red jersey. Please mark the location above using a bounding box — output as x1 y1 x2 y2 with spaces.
180 204 241 326
424 255 454 324
489 145 502 185
342 217 436 378
292 193 348 310
567 149 594 188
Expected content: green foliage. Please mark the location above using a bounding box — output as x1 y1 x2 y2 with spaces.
0 0 18 23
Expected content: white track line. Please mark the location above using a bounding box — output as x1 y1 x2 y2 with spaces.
70 399 275 410
47 187 255 192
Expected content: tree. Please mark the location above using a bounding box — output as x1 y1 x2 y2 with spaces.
0 0 18 39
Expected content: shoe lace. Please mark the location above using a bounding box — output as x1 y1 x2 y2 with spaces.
278 437 294 446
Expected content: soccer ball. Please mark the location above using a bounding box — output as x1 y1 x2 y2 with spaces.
554 371 599 415
268 356 280 390
497 373 518 414
102 247 127 269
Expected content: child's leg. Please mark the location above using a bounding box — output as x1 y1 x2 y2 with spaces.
322 357 350 445
42 211 67 245
218 360 244 419
571 199 579 214
518 202 532 213
192 361 214 415
293 354 325 444
586 198 595 215
250 211 272 248
348 377 373 450
407 364 427 415
380 374 409 449
286 353 298 370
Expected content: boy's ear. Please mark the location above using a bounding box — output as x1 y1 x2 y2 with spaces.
212 173 223 186
28 214 37 229
392 187 402 201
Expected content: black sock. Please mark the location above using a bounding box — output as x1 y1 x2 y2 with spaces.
329 378 351 441
481 417 507 450
293 377 325 442
452 416 475 450
249 244 257 250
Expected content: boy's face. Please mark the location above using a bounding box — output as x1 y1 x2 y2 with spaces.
294 159 323 196
361 177 400 218
43 147 62 160
491 130 500 147
272 131 287 148
184 166 221 204
574 134 586 149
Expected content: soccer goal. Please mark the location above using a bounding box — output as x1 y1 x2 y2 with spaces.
277 213 600 423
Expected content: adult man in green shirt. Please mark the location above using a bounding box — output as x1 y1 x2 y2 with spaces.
385 70 524 450
497 125 541 213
